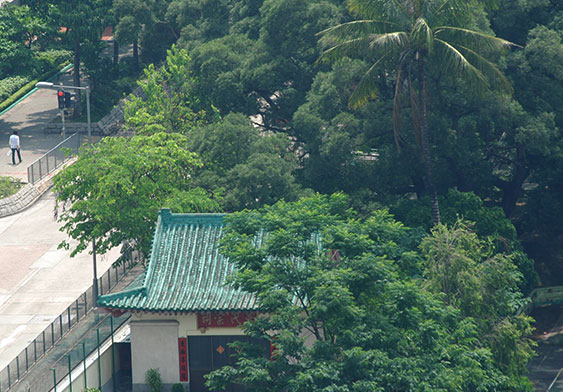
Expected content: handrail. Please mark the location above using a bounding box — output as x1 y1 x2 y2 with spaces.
530 286 563 308
0 253 135 391
27 132 84 185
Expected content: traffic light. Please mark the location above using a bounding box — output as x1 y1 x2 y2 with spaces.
57 90 64 109
64 92 72 108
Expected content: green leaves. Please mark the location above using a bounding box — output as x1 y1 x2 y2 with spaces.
124 45 208 135
420 221 536 382
53 132 220 257
208 194 524 391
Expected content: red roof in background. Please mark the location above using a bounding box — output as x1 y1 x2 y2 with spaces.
101 26 113 41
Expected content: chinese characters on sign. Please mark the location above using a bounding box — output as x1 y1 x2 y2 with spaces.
178 338 188 381
197 312 258 328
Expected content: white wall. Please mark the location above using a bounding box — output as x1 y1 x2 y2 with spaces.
130 320 179 387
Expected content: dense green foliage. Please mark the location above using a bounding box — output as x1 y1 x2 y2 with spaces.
207 194 535 391
0 4 71 101
53 132 221 257
6 0 558 385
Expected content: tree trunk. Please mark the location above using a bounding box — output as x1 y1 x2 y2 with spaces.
73 38 82 118
501 145 529 217
113 39 119 66
417 57 440 225
133 40 139 72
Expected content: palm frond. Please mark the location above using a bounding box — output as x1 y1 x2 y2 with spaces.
435 26 520 51
429 0 500 24
349 54 389 109
317 37 375 65
412 17 434 52
434 38 488 89
369 31 409 52
316 19 397 39
456 44 514 95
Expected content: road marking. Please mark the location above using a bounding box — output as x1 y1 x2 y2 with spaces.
547 366 563 392
0 325 26 349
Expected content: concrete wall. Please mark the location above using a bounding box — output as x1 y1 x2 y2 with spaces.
130 319 180 392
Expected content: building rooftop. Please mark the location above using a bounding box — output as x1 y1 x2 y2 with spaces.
98 209 259 313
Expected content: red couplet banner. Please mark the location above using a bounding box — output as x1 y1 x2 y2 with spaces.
197 312 258 328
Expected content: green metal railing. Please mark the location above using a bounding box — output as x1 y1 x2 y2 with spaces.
530 286 563 308
0 257 134 392
27 132 85 185
47 313 130 392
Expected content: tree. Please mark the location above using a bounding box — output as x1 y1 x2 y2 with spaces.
112 0 158 71
53 132 221 258
0 4 47 77
189 113 307 211
0 4 48 50
421 221 536 386
207 194 529 391
318 0 516 225
123 45 209 135
22 0 111 117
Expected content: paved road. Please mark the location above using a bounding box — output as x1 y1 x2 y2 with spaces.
0 65 120 371
0 191 119 370
528 306 563 391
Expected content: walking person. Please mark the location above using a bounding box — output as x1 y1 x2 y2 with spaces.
9 131 22 165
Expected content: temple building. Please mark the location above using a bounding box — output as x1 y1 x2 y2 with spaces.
98 209 266 392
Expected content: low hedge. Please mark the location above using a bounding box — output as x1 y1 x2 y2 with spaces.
0 177 23 198
0 76 29 102
0 61 71 115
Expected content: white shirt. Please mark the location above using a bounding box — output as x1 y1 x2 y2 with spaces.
9 134 19 149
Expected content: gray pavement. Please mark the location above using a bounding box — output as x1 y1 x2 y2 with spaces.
0 70 74 182
0 66 121 372
0 190 119 370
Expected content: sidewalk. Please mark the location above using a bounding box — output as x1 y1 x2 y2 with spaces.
0 65 119 373
0 191 119 370
0 69 75 182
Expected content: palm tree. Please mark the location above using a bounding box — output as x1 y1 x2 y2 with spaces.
318 0 515 225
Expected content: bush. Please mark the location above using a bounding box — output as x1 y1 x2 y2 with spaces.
32 49 72 75
0 76 29 102
172 384 185 392
0 177 23 198
0 62 70 114
145 368 162 392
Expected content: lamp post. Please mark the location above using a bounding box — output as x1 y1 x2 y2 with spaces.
36 81 97 306
35 82 92 143
92 239 98 306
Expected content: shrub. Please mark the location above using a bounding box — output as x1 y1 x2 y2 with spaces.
145 368 162 392
172 384 185 392
0 76 29 102
0 177 23 198
32 49 72 75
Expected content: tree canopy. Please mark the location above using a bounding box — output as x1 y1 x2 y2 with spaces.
207 194 535 391
53 132 220 257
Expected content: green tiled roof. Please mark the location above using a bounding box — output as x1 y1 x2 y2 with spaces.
98 209 259 313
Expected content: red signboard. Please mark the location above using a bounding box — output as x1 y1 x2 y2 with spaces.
178 338 188 382
197 312 258 328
